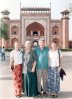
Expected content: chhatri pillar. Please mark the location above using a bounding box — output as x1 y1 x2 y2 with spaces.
61 9 70 48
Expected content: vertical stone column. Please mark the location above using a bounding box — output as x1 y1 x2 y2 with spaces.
31 31 33 36
21 17 26 45
46 15 51 46
2 38 5 47
62 19 69 48
44 27 46 45
38 31 40 36
61 10 70 48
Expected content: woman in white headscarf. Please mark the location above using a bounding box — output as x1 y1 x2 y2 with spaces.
22 40 38 97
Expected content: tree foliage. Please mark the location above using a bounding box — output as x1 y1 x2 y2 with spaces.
0 22 9 40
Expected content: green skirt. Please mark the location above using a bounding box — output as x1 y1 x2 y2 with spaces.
23 71 38 97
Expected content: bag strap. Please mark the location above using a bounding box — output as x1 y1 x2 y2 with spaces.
58 49 61 67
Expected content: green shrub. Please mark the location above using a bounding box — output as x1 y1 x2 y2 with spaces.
60 48 72 51
5 48 72 52
5 48 13 52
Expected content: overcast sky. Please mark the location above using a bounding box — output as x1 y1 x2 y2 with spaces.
0 0 72 40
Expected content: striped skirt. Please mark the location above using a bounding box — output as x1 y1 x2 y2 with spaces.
47 66 60 94
12 64 22 96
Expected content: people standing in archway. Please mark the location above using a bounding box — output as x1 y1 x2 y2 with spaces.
10 41 23 98
35 38 49 96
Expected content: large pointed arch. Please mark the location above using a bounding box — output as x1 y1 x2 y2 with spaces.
26 22 45 36
52 26 59 35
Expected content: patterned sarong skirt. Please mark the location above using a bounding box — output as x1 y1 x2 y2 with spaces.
47 66 60 93
12 64 22 96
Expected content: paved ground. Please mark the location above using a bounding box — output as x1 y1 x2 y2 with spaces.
0 52 72 99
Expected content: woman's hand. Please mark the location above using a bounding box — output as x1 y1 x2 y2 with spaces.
32 67 35 72
32 61 36 72
58 67 61 72
11 65 14 71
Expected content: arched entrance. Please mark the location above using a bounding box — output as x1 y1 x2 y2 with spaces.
26 22 44 36
52 26 59 35
11 26 18 35
26 22 45 46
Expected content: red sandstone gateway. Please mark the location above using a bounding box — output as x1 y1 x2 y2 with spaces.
0 8 70 48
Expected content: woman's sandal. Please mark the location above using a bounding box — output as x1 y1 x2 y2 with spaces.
16 94 22 98
50 93 58 98
54 94 58 98
50 94 54 98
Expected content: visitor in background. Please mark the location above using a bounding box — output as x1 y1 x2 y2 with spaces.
1 46 5 61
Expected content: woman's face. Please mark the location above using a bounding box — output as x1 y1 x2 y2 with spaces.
25 41 32 50
14 42 20 50
51 43 57 50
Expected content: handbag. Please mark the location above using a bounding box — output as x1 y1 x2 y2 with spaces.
60 68 66 80
58 49 66 81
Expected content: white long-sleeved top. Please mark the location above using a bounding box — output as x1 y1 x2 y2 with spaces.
48 49 61 67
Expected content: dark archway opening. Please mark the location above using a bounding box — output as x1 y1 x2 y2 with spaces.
33 31 38 36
